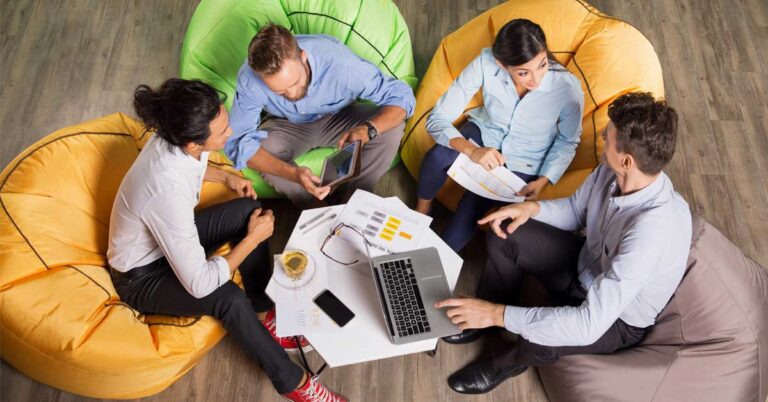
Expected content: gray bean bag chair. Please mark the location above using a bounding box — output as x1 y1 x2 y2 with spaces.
537 215 768 401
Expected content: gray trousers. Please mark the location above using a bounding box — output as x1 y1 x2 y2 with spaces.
259 103 404 206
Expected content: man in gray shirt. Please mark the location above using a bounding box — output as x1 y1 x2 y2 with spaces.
436 92 692 394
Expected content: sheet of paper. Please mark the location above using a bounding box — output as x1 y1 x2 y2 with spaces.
273 251 343 336
447 151 527 203
325 197 463 289
335 190 433 256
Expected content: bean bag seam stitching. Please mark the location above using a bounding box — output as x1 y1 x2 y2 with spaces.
285 11 400 79
1 130 207 329
0 131 135 271
649 348 680 402
706 239 765 398
563 52 600 166
574 0 663 80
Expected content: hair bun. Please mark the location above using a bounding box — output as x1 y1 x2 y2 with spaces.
133 85 161 132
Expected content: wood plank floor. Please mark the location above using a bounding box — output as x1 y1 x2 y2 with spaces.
2 0 767 401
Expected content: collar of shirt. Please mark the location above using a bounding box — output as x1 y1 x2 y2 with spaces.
164 137 208 170
303 47 320 98
608 172 668 209
493 63 554 97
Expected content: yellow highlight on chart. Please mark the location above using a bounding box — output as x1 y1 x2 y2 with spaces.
380 233 394 241
387 217 402 225
385 222 398 230
382 228 395 236
399 232 412 240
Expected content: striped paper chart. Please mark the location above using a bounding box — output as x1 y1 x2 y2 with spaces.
339 191 432 255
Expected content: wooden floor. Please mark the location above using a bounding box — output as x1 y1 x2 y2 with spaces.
2 0 767 401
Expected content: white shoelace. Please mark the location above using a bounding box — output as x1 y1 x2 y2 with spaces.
301 376 344 402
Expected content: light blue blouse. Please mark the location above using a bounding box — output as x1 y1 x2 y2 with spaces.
426 48 584 183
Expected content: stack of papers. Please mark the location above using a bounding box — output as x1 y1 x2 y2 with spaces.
447 151 526 203
334 191 432 256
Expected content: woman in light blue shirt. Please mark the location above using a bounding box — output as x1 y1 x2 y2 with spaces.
415 19 584 252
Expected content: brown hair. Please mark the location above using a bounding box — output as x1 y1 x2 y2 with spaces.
247 23 300 75
608 92 679 175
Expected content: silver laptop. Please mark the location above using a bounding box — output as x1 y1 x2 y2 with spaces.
365 247 462 344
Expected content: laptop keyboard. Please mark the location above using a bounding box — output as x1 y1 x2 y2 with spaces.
379 258 431 338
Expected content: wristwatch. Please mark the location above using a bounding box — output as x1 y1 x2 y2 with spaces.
363 120 378 140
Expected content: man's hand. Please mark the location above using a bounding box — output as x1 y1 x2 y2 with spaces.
246 208 274 244
337 125 370 148
435 296 506 331
224 173 257 199
477 201 540 239
294 166 331 200
469 147 505 171
516 176 549 200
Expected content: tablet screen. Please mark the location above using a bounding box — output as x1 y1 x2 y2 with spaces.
322 142 358 186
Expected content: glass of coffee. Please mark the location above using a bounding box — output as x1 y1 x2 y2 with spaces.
281 250 309 281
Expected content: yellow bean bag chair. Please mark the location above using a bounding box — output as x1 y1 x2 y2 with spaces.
0 113 244 398
400 0 664 209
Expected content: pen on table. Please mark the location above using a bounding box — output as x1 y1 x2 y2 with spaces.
298 209 330 230
303 213 337 234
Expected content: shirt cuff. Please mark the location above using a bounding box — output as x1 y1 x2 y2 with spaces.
504 305 528 334
538 164 565 185
432 126 463 148
211 255 231 286
532 200 557 225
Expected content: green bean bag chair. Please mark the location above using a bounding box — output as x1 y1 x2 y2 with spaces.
180 0 417 198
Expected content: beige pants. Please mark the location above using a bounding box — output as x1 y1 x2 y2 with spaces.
258 103 404 206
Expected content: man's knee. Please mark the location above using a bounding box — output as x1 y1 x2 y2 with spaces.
257 122 304 162
379 122 405 147
223 197 261 224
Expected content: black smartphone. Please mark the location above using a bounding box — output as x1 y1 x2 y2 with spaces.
313 289 355 327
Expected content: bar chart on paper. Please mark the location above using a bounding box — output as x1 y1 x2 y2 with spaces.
339 191 432 254
361 210 412 242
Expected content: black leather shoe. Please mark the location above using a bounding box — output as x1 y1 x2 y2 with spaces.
441 328 487 344
448 359 528 394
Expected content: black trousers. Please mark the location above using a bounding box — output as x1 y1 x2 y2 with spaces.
111 198 304 394
480 219 646 369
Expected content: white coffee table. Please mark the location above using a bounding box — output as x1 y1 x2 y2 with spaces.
265 203 462 368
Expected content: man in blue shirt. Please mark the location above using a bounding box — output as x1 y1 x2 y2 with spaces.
226 24 415 206
436 92 691 395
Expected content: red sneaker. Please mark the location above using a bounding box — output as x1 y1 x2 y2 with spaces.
261 308 312 353
282 375 347 402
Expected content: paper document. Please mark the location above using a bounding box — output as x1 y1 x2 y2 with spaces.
273 252 342 336
335 190 432 256
447 151 526 203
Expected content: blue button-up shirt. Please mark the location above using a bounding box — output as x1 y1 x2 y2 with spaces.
504 164 692 346
226 34 416 170
426 48 584 183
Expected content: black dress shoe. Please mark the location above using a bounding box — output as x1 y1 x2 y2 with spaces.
441 328 487 344
448 359 528 394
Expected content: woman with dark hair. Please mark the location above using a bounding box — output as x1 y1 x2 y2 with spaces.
107 78 346 402
415 19 584 252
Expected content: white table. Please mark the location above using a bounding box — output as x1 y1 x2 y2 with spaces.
265 203 463 368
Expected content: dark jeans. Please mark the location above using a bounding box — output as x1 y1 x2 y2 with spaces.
481 219 647 369
417 121 536 251
111 198 304 394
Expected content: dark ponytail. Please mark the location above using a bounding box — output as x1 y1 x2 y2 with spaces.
492 19 563 70
133 78 224 148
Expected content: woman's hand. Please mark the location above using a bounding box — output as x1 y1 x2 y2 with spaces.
469 147 506 171
225 174 257 199
516 176 549 200
246 208 274 244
